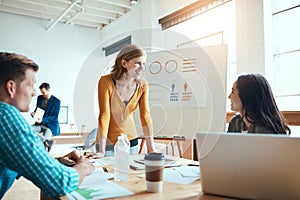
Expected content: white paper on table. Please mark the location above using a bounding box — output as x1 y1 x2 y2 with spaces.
80 168 114 185
67 168 133 200
163 169 200 185
174 166 200 178
91 157 115 167
34 107 45 121
68 180 133 200
138 166 200 185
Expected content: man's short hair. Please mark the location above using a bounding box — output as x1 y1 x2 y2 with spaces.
39 83 50 90
0 52 39 86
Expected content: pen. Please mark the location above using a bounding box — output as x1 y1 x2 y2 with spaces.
134 159 145 165
187 164 199 166
103 167 108 172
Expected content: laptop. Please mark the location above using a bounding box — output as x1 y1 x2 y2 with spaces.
196 132 300 200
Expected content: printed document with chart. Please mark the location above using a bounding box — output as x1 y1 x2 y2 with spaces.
67 168 133 200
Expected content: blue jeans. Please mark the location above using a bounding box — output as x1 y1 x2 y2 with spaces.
31 125 52 142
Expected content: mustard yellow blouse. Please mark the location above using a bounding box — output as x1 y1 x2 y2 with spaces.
97 74 153 144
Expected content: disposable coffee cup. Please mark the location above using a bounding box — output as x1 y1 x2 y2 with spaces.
144 153 164 192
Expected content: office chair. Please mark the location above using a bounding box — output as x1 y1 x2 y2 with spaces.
83 128 97 149
74 128 97 151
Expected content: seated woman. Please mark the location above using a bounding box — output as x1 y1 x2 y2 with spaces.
228 73 290 134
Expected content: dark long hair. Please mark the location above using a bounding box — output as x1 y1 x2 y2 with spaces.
236 74 289 134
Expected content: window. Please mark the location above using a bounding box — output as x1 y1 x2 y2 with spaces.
272 0 300 110
58 106 68 124
103 36 131 57
160 0 236 111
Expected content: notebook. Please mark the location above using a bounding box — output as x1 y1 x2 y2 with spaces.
129 154 182 170
196 132 300 200
34 107 45 121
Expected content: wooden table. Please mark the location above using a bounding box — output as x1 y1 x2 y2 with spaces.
43 145 234 200
100 157 233 200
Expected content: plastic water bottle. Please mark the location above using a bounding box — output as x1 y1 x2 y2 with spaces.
114 134 130 181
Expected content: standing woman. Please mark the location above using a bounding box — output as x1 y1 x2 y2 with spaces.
228 73 290 134
95 44 155 158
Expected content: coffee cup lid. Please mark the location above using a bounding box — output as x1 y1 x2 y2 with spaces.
144 153 164 161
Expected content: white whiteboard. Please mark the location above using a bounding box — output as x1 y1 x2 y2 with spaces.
135 45 228 139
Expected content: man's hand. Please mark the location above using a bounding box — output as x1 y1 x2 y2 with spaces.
36 118 42 124
73 157 95 184
58 150 95 184
58 150 81 166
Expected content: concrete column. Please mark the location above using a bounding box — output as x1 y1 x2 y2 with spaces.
236 0 266 74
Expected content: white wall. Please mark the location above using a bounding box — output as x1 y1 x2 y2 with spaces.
1 0 278 135
0 12 101 132
101 0 226 138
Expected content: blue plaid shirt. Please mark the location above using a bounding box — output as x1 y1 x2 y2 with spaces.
0 102 79 198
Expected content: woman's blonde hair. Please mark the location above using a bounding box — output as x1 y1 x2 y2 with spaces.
111 44 146 84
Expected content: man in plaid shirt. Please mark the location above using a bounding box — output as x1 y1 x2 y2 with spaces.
0 52 94 198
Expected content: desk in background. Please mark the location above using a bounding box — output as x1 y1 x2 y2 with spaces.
138 136 196 160
52 132 89 144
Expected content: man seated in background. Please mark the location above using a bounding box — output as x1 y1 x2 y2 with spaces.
0 52 94 198
31 82 61 150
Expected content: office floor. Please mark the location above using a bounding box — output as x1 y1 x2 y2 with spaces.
3 177 40 200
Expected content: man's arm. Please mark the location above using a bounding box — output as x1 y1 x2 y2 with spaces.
42 97 60 123
0 106 87 196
